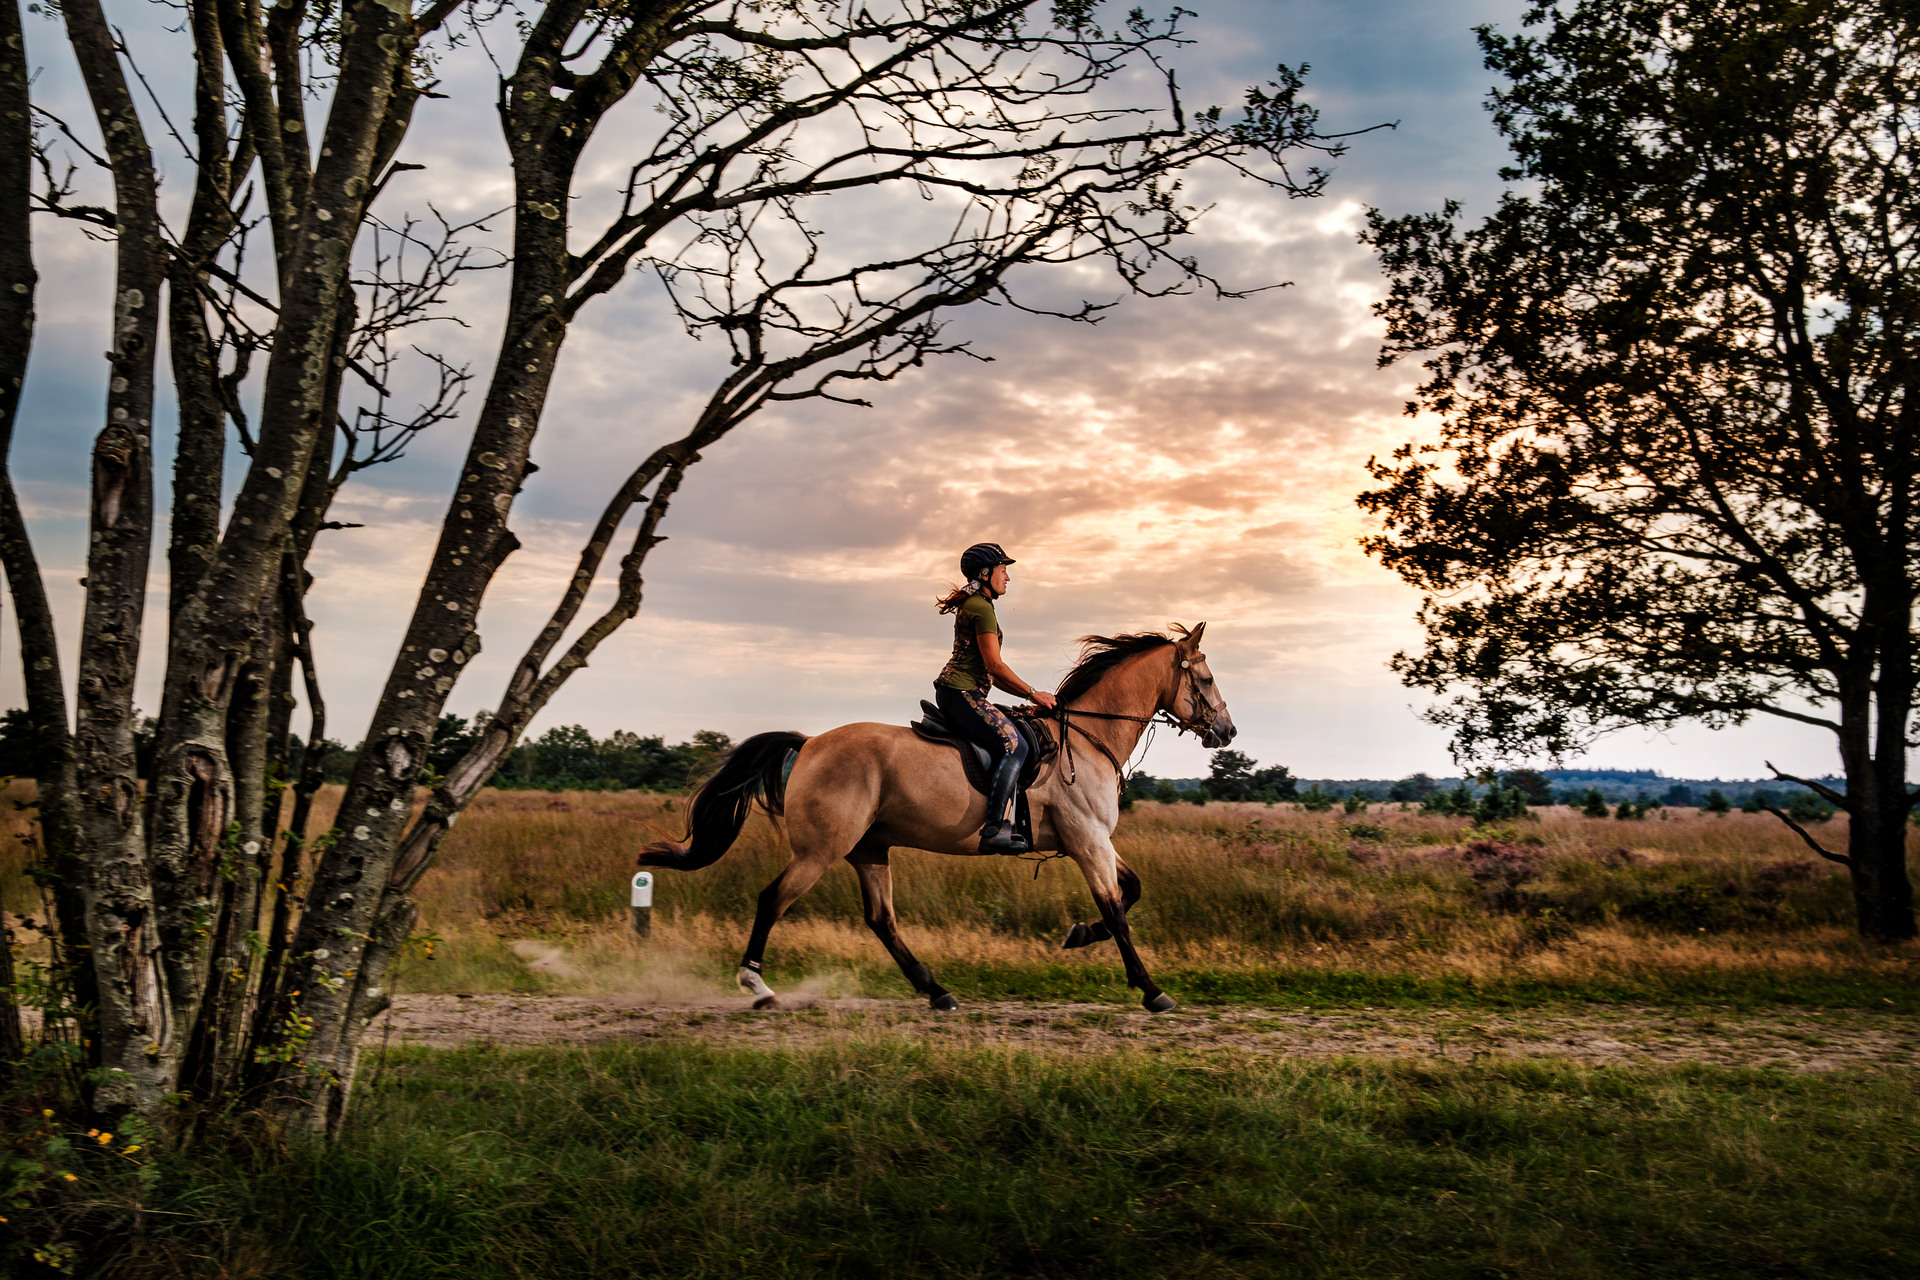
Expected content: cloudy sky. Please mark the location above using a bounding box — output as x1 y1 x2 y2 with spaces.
8 0 1848 783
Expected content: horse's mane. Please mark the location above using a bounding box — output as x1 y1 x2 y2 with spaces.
1055 632 1176 706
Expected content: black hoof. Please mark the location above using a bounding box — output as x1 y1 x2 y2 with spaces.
1061 922 1094 950
1143 992 1176 1014
752 995 782 1011
930 993 960 1012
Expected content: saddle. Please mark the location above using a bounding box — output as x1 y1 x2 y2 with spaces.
909 700 1050 796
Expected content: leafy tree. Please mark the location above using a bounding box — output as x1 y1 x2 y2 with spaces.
1249 765 1299 800
1342 790 1369 815
1388 772 1438 802
1361 0 1920 938
1615 800 1639 821
1501 768 1555 807
0 707 38 779
1581 789 1609 820
1663 784 1698 808
1703 789 1732 815
1154 781 1180 805
424 715 481 782
1207 749 1259 801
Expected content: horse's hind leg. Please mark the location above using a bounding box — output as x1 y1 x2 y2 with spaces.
737 846 840 1010
1062 858 1141 950
850 848 959 1012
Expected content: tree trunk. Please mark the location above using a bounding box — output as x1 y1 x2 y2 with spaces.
0 0 89 1003
264 68 587 1127
1855 591 1917 940
135 0 414 1115
166 0 233 626
65 0 172 1114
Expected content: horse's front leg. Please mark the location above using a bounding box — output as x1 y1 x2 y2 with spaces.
849 849 959 1012
1061 857 1141 950
1067 842 1174 1013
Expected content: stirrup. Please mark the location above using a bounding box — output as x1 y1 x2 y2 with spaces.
979 820 1030 856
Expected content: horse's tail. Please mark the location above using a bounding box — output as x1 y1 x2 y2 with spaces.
639 730 807 871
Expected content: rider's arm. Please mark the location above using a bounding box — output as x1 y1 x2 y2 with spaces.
977 633 1057 709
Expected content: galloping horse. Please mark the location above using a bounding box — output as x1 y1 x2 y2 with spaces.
640 623 1236 1013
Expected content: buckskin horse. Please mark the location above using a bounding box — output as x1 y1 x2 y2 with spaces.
639 623 1236 1013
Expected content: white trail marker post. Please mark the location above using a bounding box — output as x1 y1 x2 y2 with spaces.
630 870 654 939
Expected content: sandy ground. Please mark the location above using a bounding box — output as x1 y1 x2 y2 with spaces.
372 990 1919 1072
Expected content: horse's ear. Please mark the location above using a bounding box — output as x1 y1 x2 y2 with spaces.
1178 622 1207 652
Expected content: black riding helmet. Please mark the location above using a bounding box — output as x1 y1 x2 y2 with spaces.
960 542 1016 581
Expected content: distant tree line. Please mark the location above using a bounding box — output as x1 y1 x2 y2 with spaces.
0 709 733 794
1109 742 1846 824
423 717 734 792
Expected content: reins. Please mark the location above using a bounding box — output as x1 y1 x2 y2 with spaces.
1011 655 1212 793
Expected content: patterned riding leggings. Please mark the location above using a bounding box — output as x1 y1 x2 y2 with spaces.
935 684 1029 770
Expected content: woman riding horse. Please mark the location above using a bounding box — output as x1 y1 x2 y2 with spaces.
933 542 1057 855
641 622 1237 1014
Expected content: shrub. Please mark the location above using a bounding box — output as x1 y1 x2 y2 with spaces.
1786 791 1838 824
1298 786 1336 812
1473 785 1531 825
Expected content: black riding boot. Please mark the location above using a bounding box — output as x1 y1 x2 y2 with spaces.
979 753 1030 856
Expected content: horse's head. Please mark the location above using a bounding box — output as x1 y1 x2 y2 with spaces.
1169 623 1236 749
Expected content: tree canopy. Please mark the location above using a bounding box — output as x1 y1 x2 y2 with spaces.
1360 0 1920 938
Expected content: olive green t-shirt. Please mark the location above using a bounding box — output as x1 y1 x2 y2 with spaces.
935 594 1002 691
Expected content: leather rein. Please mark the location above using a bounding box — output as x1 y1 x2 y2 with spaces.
1013 656 1212 791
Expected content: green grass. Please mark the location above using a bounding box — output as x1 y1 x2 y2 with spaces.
65 1041 1920 1279
849 957 1920 1013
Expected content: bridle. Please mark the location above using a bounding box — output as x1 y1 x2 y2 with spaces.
1017 650 1215 791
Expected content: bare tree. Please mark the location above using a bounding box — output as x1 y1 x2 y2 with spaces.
3 0 1344 1133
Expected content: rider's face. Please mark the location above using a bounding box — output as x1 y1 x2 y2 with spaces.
988 563 1010 595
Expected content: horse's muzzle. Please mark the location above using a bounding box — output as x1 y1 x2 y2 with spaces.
1201 718 1237 749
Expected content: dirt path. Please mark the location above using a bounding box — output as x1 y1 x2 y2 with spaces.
373 993 1918 1072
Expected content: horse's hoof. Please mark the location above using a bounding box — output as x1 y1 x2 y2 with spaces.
1061 922 1094 950
752 995 782 1011
1143 992 1176 1014
930 993 960 1012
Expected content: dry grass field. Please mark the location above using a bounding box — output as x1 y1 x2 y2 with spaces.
4 781 1915 1007
6 783 1918 1279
